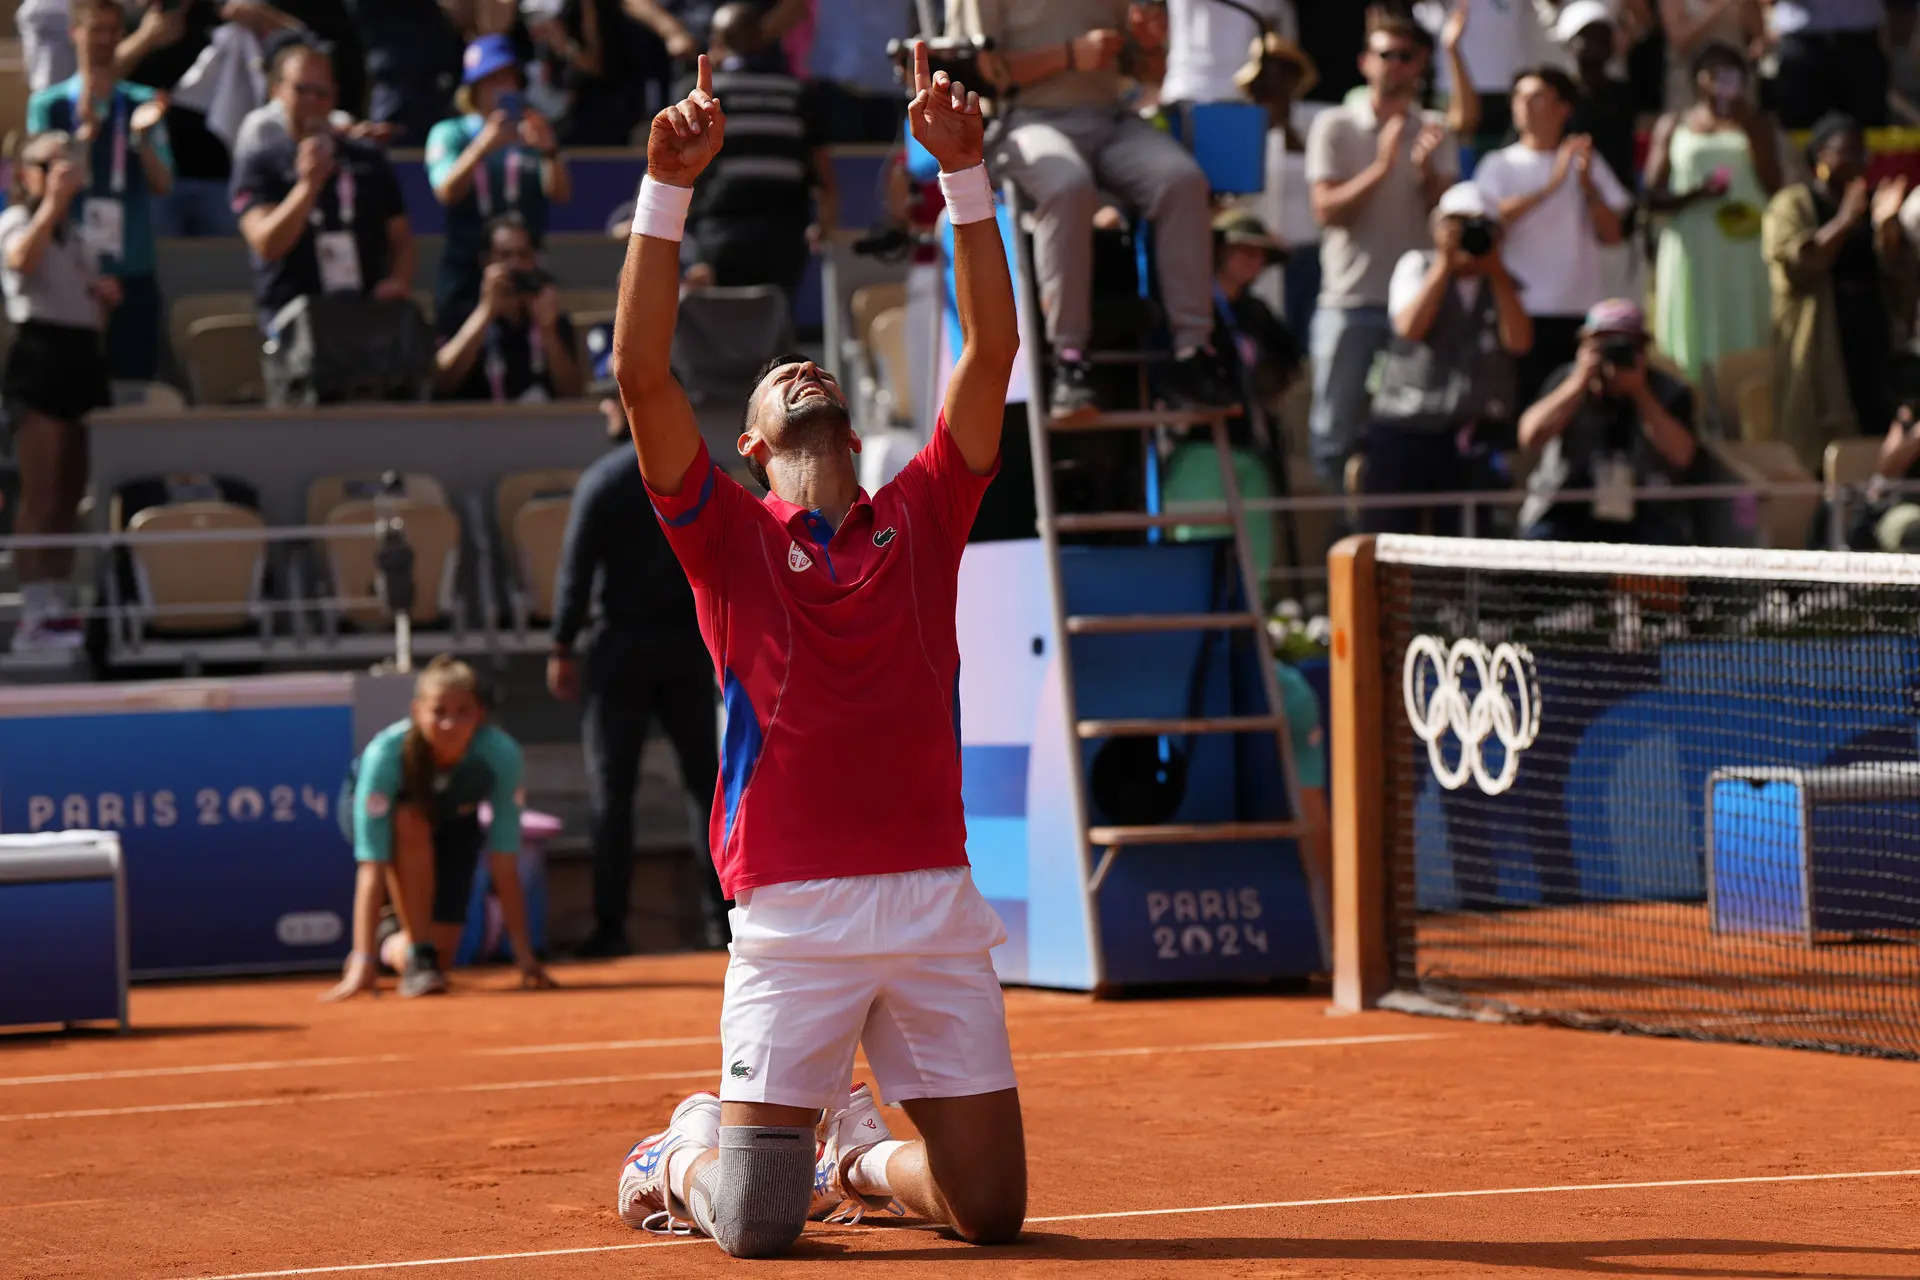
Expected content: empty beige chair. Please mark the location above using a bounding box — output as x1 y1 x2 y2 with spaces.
1707 346 1772 439
496 468 580 542
1736 377 1773 444
1825 436 1886 489
1705 438 1818 549
514 497 571 622
866 305 912 425
323 498 461 628
850 282 907 351
306 473 451 529
125 501 266 635
167 292 256 362
182 315 266 405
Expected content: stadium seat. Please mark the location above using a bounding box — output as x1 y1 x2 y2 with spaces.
1824 437 1885 490
124 501 268 638
849 283 907 354
321 497 461 629
496 468 579 539
1706 346 1772 438
109 380 188 411
182 315 266 405
863 304 912 429
512 498 570 622
671 286 793 399
556 289 618 322
305 473 450 529
1736 377 1773 444
1704 438 1819 549
167 292 255 364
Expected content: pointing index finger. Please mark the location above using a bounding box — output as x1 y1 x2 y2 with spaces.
696 52 712 99
913 39 930 95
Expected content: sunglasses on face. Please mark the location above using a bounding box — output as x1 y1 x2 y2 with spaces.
1371 46 1420 64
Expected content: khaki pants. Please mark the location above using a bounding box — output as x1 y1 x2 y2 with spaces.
992 106 1213 353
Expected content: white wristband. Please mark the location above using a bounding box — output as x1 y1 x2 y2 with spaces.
938 163 994 226
631 175 693 241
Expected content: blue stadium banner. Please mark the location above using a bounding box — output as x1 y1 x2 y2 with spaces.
0 676 358 976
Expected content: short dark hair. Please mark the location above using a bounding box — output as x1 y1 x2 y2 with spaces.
741 352 813 490
1365 7 1429 50
1688 39 1749 83
1512 65 1580 106
268 31 334 85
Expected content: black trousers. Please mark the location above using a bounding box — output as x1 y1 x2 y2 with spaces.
582 629 726 940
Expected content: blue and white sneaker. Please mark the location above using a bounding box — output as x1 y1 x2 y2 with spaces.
811 1082 905 1225
617 1092 721 1233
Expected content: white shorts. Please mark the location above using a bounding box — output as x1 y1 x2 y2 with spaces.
718 866 1018 1110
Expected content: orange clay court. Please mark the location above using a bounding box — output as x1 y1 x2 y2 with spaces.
4 954 1918 1280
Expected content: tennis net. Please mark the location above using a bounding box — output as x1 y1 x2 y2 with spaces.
1336 535 1920 1058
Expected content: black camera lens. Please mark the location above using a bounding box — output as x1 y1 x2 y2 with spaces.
1600 338 1639 367
1458 218 1495 257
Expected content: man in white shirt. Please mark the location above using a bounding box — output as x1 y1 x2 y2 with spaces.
1470 65 1631 406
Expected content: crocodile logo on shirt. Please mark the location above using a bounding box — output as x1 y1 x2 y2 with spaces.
729 1060 754 1080
788 542 813 573
873 526 897 548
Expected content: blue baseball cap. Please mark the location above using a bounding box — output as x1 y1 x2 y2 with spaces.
462 34 519 85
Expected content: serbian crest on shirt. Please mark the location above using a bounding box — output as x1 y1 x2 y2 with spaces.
787 541 813 573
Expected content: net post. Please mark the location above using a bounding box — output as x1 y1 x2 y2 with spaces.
1329 535 1389 1012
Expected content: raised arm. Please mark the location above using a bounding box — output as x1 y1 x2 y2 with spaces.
908 40 1017 473
611 56 726 496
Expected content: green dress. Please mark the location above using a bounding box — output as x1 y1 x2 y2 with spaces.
1653 123 1773 382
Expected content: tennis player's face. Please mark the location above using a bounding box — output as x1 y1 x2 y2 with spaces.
741 361 856 470
414 687 482 764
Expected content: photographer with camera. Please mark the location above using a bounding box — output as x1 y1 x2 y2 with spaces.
435 212 582 400
1517 298 1700 545
427 33 573 338
1362 182 1529 536
231 35 414 324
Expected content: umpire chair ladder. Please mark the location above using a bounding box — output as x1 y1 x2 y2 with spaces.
1002 182 1330 969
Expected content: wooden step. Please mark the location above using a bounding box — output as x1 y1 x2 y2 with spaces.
1076 714 1287 739
1087 820 1307 847
1064 612 1262 635
1046 407 1236 432
1051 508 1231 533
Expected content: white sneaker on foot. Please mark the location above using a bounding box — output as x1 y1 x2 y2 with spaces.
811 1082 903 1225
618 1092 721 1233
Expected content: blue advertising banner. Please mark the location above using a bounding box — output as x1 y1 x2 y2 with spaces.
0 689 357 976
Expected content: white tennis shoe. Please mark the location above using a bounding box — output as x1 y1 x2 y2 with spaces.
618 1091 720 1233
811 1082 905 1225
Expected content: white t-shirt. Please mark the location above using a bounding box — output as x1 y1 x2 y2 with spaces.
1471 141 1632 317
1259 101 1329 248
1161 0 1296 104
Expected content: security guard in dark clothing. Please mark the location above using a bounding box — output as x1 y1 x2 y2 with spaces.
548 398 727 955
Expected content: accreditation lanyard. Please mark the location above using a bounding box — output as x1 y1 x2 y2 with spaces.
69 83 129 195
485 319 546 403
307 155 357 230
472 145 523 218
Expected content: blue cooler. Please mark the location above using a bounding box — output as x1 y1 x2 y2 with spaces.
1707 763 1920 941
1167 102 1268 195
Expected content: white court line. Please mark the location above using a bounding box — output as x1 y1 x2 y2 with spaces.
172 1167 1920 1280
0 1038 721 1087
0 1034 1441 1124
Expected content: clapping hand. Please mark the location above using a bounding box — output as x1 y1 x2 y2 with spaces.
646 54 725 188
907 40 984 173
1411 121 1447 174
129 92 169 139
1872 175 1911 231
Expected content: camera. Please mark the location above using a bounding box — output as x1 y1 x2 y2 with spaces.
886 35 999 98
511 268 553 296
1600 337 1640 368
1458 216 1496 258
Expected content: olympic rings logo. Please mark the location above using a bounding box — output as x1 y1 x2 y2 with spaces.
1402 636 1541 796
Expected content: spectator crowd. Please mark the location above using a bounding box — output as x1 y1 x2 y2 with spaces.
11 0 1920 657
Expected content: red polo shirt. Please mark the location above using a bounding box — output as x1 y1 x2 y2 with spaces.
646 414 997 897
